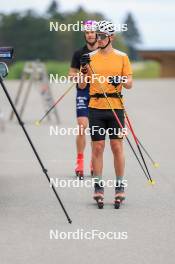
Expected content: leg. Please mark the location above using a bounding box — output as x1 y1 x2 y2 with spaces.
110 139 125 177
75 87 90 178
108 109 125 208
110 139 125 208
89 108 107 206
90 141 93 176
76 116 88 154
92 140 105 176
92 140 105 209
75 117 88 178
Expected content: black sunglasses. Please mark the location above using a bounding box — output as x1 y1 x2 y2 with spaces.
96 33 109 40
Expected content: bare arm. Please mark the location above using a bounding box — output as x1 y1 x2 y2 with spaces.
123 75 133 89
68 66 89 89
78 65 90 89
68 67 79 81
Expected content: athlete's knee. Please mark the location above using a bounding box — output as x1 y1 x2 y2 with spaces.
92 141 105 156
110 140 123 154
77 118 88 129
77 118 88 135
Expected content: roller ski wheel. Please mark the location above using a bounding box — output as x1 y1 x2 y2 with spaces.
75 170 84 180
114 196 125 209
93 193 104 209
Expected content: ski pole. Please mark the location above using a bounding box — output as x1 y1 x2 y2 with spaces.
89 64 155 184
0 63 72 223
135 138 159 168
113 84 159 169
35 82 75 125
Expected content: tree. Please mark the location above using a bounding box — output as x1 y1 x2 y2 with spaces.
47 1 58 17
122 13 141 60
0 3 128 62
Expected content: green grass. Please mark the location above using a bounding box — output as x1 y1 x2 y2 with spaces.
133 61 160 79
7 61 70 80
7 60 160 80
7 61 25 79
46 61 69 76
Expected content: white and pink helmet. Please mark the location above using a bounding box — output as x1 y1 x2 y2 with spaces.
82 20 97 31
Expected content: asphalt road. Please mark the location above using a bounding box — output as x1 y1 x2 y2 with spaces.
0 79 175 264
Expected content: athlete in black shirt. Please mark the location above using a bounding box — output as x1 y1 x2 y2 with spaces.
69 20 98 179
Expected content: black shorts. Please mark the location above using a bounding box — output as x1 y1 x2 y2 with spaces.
89 108 125 141
76 85 90 118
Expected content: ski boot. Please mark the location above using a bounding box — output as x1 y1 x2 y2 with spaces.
75 154 84 180
114 183 125 209
93 183 104 209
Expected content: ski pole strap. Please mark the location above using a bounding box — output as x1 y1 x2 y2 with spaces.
90 92 123 99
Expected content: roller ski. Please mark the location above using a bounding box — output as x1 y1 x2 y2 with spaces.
75 154 84 180
93 183 104 209
114 195 125 209
75 169 84 180
75 168 84 180
114 182 125 209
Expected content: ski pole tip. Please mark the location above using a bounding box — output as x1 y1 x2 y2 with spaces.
148 179 156 185
153 162 159 168
35 120 40 126
68 219 72 224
